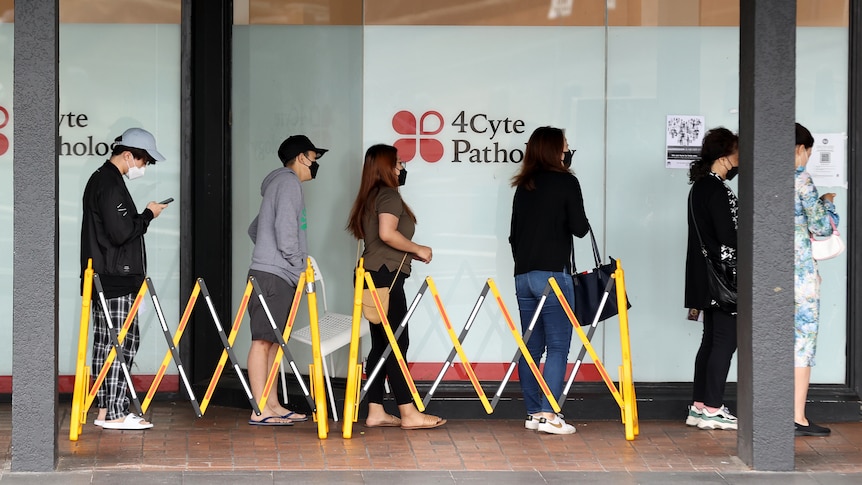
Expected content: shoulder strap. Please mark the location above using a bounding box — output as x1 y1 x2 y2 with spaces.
570 224 601 273
688 189 710 258
389 253 408 291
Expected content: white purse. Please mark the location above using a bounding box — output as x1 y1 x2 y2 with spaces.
810 219 845 261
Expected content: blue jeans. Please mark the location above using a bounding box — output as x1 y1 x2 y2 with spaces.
515 270 574 414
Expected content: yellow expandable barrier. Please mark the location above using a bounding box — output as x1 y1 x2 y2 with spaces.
199 279 260 416
487 278 561 413
341 258 366 439
257 273 313 414
86 276 148 417
70 259 94 441
141 279 201 416
548 260 639 440
72 270 202 441
548 276 623 407
614 260 639 439
362 272 425 411
423 277 493 414
305 259 329 438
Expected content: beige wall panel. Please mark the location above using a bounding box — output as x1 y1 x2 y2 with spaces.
59 0 180 24
248 0 362 25
3 1 847 27
699 0 738 26
609 0 846 27
798 0 848 26
0 0 11 22
365 0 606 26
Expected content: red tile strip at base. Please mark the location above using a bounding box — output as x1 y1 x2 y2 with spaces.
406 362 601 381
0 363 600 393
0 374 180 393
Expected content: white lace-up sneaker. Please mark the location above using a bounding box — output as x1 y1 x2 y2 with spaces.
537 415 576 435
697 405 737 430
685 405 703 426
525 414 541 430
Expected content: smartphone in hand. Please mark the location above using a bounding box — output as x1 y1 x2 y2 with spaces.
158 198 174 205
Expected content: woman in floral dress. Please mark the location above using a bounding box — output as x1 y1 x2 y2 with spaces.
794 122 838 437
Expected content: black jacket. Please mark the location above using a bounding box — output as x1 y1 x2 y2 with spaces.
509 170 590 275
80 161 153 298
684 173 738 310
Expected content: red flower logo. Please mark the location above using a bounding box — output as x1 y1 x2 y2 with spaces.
392 110 444 163
0 106 9 156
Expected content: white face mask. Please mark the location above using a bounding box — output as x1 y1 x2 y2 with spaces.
125 158 146 180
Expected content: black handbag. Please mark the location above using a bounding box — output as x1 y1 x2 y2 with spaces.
688 192 737 313
571 227 631 326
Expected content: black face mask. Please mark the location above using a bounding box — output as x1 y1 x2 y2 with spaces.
725 167 738 181
398 168 407 186
562 150 574 168
309 161 320 179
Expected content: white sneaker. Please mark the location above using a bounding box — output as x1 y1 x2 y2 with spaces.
94 419 105 427
525 414 541 430
697 405 737 430
537 415 576 435
685 405 702 426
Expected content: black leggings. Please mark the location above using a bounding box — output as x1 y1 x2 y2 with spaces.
365 265 413 406
692 308 737 408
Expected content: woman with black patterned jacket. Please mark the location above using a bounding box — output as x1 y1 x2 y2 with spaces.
684 127 739 431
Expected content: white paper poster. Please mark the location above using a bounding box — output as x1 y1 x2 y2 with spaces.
666 115 705 169
809 133 846 188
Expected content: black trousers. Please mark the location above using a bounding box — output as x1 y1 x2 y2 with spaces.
365 265 413 406
692 308 737 408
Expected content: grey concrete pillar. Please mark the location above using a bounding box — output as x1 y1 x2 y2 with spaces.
737 0 796 471
12 0 60 472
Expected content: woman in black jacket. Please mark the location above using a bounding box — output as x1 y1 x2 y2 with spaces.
684 127 739 431
509 126 589 435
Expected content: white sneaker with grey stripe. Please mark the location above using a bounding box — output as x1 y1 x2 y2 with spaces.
697 405 737 430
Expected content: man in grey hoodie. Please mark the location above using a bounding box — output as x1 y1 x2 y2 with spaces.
246 134 327 426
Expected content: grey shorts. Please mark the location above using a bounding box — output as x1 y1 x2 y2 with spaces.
247 269 297 342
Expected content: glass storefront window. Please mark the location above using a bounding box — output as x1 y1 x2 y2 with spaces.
54 1 181 384
0 0 12 384
231 1 364 368
230 1 850 385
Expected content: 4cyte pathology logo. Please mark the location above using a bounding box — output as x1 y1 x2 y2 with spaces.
0 106 9 156
392 110 445 163
392 109 527 163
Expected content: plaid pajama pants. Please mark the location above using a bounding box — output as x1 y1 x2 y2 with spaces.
92 293 140 421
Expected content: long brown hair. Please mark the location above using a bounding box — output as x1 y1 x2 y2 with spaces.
346 144 417 239
510 126 567 190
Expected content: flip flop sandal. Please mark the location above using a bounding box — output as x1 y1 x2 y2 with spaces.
248 416 294 426
401 416 447 430
281 411 308 422
101 413 153 430
364 415 402 428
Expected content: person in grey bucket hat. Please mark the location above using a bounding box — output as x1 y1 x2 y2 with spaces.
79 127 169 430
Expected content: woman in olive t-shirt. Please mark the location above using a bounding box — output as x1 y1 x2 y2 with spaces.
346 144 446 430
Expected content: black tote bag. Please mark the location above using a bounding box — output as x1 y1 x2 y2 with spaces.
571 228 632 326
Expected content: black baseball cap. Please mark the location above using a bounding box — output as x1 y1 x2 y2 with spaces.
277 135 328 165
